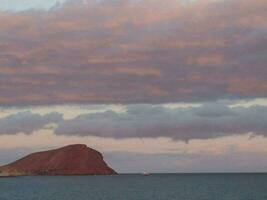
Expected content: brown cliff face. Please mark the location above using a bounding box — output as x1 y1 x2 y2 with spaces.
0 144 117 176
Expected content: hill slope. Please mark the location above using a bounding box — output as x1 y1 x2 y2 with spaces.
0 144 117 176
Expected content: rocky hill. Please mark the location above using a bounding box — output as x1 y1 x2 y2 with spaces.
0 144 117 176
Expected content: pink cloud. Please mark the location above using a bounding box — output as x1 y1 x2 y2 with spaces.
0 0 266 105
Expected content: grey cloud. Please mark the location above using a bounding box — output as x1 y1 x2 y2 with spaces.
0 112 63 135
54 103 267 141
1 103 267 141
0 0 266 105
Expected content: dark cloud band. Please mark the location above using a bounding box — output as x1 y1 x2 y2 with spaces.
0 112 63 135
0 103 267 141
54 103 267 141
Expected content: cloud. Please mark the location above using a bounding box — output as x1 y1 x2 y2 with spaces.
54 103 267 141
0 0 266 105
0 112 63 135
1 102 267 141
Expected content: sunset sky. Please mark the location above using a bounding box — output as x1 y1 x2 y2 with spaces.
0 0 267 173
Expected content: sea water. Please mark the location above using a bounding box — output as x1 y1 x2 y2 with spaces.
0 174 267 200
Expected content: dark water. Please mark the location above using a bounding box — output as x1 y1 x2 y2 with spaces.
1 174 267 200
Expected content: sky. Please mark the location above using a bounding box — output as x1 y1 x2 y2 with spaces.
0 0 66 11
0 0 267 173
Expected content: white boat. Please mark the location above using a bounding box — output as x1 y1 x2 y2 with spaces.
142 172 150 176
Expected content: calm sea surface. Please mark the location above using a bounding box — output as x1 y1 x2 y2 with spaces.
0 174 267 200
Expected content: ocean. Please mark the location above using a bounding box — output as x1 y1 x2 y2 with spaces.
0 174 267 200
